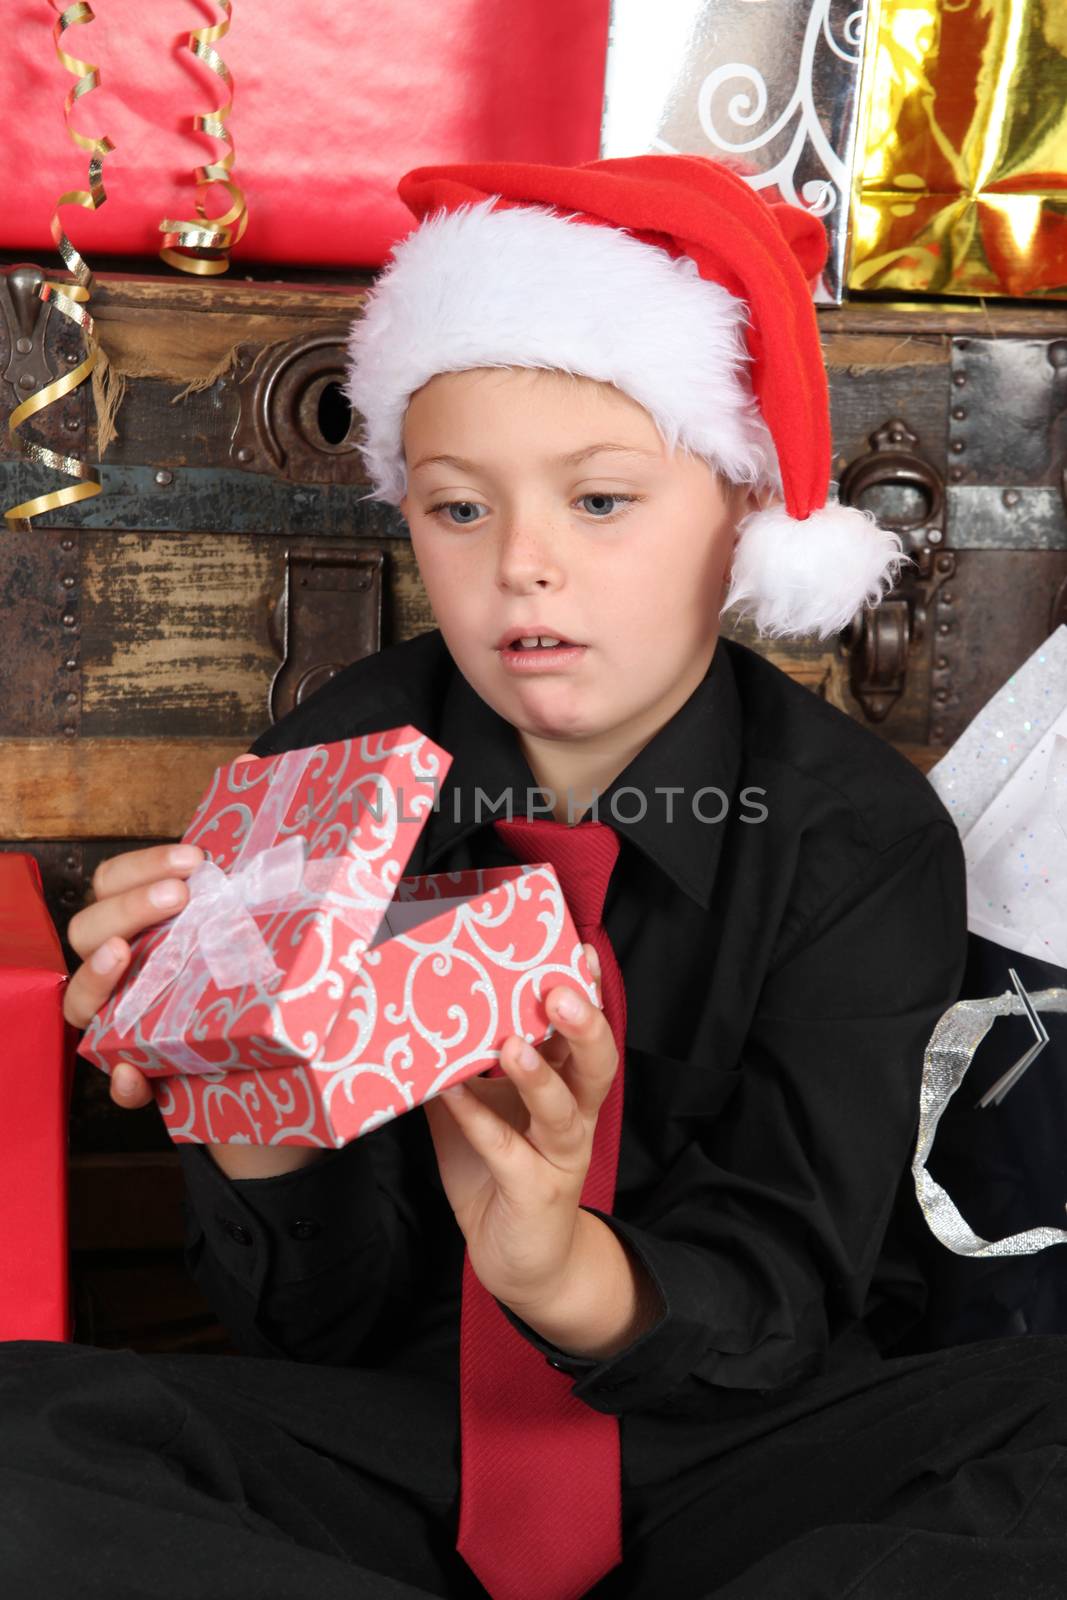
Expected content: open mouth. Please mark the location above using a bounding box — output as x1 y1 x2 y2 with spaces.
503 635 581 651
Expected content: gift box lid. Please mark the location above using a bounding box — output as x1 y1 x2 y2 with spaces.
78 726 455 1064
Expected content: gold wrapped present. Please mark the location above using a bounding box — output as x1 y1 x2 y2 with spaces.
850 0 1067 298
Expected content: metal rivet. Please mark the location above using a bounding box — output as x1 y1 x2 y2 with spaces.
950 440 965 454
15 336 31 355
952 406 966 421
18 373 36 390
66 350 79 365
935 689 948 702
66 690 78 704
60 538 74 551
938 556 954 571
949 466 964 482
933 725 945 740
1003 489 1020 507
235 446 253 463
65 415 81 431
62 575 75 588
62 612 76 627
65 657 77 670
941 591 953 604
62 724 76 737
154 469 173 486
938 622 951 634
937 656 948 669
952 371 967 387
65 855 77 870
927 528 943 544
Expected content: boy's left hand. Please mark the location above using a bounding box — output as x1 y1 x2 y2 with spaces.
421 944 619 1316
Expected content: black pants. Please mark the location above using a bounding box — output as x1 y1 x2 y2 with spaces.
2 1334 1067 1600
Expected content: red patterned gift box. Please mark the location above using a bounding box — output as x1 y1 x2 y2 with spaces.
76 729 597 1147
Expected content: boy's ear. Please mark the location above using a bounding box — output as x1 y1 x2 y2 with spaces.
733 480 779 523
719 480 779 610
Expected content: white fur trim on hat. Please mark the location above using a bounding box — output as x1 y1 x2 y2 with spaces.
344 194 906 640
343 196 780 507
721 501 908 640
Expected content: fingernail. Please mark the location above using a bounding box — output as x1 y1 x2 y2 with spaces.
168 845 201 869
149 879 184 908
517 1041 540 1071
554 990 584 1023
585 944 601 981
112 1065 135 1097
91 941 120 974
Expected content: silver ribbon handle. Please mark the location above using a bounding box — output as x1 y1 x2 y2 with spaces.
913 983 1067 1257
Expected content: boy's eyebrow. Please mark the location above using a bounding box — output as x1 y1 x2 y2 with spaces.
410 442 658 473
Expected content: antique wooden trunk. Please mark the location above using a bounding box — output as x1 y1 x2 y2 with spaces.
2 260 1066 1352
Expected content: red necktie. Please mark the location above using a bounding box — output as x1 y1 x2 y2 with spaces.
455 817 627 1600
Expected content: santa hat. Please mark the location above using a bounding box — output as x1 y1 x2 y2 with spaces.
342 154 905 640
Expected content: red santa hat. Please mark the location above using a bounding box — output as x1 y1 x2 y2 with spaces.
343 153 904 640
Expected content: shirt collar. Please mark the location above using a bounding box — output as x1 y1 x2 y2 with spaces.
420 637 743 911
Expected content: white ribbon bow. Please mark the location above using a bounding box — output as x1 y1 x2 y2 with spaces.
109 746 394 1073
113 833 314 1036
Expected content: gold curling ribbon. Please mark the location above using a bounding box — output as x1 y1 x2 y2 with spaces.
159 1 248 276
4 1 113 530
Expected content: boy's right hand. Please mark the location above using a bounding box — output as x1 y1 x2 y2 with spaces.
64 841 330 1177
64 841 206 1111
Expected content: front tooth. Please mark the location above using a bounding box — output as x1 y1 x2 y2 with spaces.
539 636 561 647
519 636 540 648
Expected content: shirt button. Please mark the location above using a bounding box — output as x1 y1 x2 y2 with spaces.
288 1217 321 1240
222 1219 253 1247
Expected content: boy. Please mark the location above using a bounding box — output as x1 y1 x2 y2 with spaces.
22 154 1067 1600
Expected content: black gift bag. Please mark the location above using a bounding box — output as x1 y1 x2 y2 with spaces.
891 933 1067 1353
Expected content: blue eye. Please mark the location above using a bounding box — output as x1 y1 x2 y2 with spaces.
429 500 486 526
579 493 636 518
425 493 639 526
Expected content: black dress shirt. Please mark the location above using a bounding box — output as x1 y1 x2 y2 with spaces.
178 628 968 1464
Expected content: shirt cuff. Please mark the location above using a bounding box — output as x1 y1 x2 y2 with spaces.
493 1206 709 1414
177 1137 380 1296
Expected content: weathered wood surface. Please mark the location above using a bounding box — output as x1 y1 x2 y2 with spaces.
5 739 246 839
79 532 430 736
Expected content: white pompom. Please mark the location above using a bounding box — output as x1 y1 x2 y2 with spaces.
720 501 910 641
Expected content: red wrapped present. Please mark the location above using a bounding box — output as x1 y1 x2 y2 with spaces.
5 0 610 268
77 729 597 1147
0 853 75 1342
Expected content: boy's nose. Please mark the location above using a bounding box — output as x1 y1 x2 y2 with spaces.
495 522 564 589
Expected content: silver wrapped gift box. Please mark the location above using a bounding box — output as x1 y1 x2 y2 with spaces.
599 0 874 304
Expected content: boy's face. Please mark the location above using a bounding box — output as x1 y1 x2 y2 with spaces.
399 366 757 754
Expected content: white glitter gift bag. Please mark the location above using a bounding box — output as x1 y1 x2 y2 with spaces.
929 625 1067 968
902 635 1067 1343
